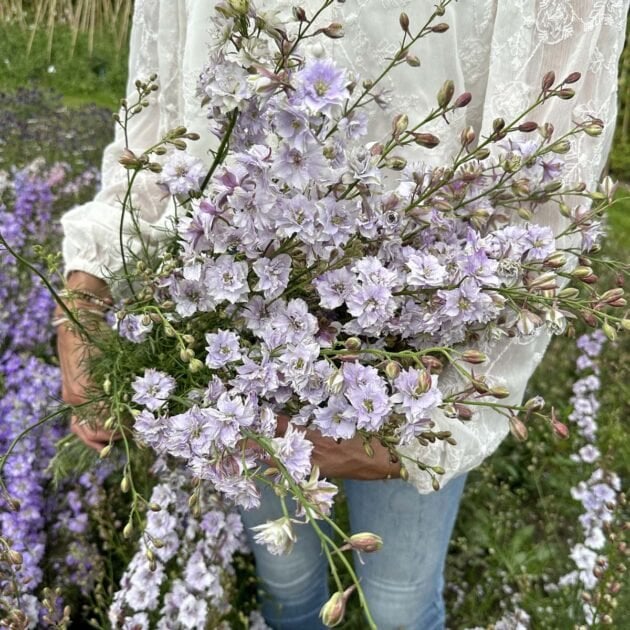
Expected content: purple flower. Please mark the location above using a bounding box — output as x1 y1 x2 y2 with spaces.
159 152 206 196
312 395 357 440
205 255 249 304
271 141 329 189
313 267 354 309
271 424 313 481
406 252 447 288
438 278 496 324
252 254 292 299
294 59 349 116
117 313 154 343
205 330 242 369
523 224 555 261
132 369 176 411
204 392 256 449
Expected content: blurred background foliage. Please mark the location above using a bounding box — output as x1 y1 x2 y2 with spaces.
0 2 628 628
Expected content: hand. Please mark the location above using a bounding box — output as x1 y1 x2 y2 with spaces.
55 272 118 451
307 429 401 481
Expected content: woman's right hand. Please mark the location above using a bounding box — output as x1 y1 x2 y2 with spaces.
56 272 117 451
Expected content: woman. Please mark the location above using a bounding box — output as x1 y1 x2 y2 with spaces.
56 1 628 628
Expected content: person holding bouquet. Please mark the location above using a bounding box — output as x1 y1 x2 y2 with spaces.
55 1 628 628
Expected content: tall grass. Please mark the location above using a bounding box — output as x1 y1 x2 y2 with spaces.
0 0 132 57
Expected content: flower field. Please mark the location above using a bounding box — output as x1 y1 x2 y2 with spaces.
1 10 629 630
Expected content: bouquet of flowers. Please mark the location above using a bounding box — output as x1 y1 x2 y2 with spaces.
3 0 627 627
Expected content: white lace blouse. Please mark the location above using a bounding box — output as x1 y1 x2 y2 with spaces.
61 0 629 492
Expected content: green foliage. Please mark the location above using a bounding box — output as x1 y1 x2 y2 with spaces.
0 22 128 110
48 433 101 486
610 143 630 181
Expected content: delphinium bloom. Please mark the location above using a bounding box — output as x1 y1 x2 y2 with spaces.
557 331 621 626
0 159 104 623
109 467 251 629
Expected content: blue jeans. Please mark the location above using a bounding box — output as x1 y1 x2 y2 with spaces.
239 474 467 630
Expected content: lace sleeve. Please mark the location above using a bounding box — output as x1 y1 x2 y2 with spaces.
397 0 629 493
60 0 187 280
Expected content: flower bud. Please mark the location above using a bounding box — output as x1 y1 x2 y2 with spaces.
322 23 344 38
543 252 567 269
415 369 432 394
405 54 421 67
454 92 472 108
99 444 112 459
602 320 617 341
347 532 384 553
120 476 130 493
399 466 409 481
460 126 476 147
292 6 307 21
461 349 487 364
319 586 355 627
385 156 407 170
558 287 580 300
227 0 249 14
454 403 473 421
118 148 142 170
8 550 23 565
431 22 449 33
490 386 510 399
524 395 545 411
123 521 134 539
189 358 204 373
326 370 344 395
620 318 630 331
564 71 581 84
420 355 443 372
572 265 593 279
392 113 409 136
528 272 557 291
541 70 556 91
413 132 440 148
509 416 528 442
385 361 401 380
432 477 441 491
550 139 571 154
600 288 624 304
363 442 374 458
180 347 195 362
555 88 575 100
583 122 604 137
437 80 454 109
399 12 410 32
103 376 112 395
474 147 490 160
518 121 538 133
552 418 570 440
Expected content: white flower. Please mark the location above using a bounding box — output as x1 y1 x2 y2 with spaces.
251 516 297 555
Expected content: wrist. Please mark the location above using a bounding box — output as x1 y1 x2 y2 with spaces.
66 271 111 299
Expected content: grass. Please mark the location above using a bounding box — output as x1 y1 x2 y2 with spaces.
0 23 127 110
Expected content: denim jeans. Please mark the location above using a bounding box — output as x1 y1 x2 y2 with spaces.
239 474 467 630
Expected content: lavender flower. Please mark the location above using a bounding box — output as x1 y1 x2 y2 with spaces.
205 330 243 369
160 152 206 196
271 425 313 482
293 60 349 116
132 369 177 411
